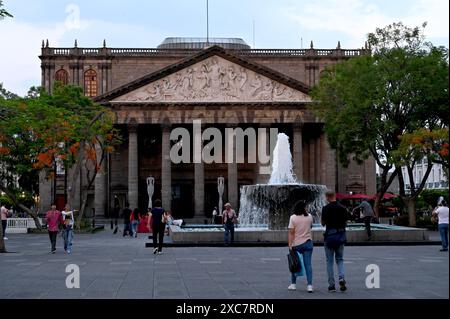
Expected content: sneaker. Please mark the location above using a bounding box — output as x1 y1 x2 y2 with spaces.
67 250 71 254
328 285 336 292
440 249 448 252
153 248 158 255
307 285 314 293
3 237 8 240
157 251 163 255
288 284 296 291
339 280 347 292
51 250 56 254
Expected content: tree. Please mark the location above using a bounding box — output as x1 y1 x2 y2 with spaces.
0 83 120 246
311 22 449 226
31 83 121 229
0 0 12 19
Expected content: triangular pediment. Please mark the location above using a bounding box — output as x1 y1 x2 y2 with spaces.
96 46 311 104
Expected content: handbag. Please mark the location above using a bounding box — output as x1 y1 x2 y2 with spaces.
324 228 347 249
287 249 300 273
294 252 306 277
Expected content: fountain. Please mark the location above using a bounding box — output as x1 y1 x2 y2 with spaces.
239 133 327 230
166 133 430 244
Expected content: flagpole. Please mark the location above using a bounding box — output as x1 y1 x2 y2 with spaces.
206 0 209 45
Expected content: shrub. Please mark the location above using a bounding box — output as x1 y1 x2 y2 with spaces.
394 214 409 226
421 189 449 208
416 216 436 230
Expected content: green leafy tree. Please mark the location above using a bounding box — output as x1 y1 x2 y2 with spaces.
311 22 449 226
0 0 12 19
0 84 120 252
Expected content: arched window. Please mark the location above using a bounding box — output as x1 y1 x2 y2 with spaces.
84 69 98 97
55 69 69 85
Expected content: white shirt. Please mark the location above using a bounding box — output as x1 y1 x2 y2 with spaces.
1 206 8 220
436 206 449 224
61 210 75 226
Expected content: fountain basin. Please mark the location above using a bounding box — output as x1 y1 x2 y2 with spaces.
169 224 430 244
239 184 327 230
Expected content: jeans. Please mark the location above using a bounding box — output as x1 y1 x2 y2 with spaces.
63 227 73 252
131 220 139 236
439 224 449 250
152 223 165 252
123 222 132 236
48 231 58 251
325 244 345 287
291 239 313 285
364 216 372 238
224 223 235 245
1 220 6 236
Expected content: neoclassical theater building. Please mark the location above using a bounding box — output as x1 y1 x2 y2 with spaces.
39 37 376 220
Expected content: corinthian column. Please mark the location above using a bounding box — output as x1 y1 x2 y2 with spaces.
161 124 172 211
194 124 205 217
226 126 238 208
293 122 304 182
128 124 139 209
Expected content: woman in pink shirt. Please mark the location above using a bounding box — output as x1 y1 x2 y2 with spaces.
288 200 314 293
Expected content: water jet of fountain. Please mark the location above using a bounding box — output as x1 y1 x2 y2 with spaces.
239 133 327 229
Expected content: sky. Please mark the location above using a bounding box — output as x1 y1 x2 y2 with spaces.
0 0 449 95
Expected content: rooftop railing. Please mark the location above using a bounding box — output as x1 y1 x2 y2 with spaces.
42 47 370 58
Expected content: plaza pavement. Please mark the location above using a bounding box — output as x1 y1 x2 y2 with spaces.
0 230 448 299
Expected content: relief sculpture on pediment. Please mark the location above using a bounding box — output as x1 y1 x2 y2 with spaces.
114 56 310 103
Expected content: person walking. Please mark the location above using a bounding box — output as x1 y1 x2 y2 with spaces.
61 204 75 254
222 203 237 246
130 208 140 238
1 204 10 240
288 200 314 293
149 199 166 254
321 191 348 292
352 199 374 239
45 203 63 254
121 203 132 237
433 200 449 252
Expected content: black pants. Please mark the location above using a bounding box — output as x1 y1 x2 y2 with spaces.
364 216 372 238
2 220 6 236
48 231 58 251
152 223 165 252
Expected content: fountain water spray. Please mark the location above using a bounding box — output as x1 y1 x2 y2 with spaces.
239 133 327 229
268 133 297 185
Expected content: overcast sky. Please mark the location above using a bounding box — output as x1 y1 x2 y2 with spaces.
1 0 448 95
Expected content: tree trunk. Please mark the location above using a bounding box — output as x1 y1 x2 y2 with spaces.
0 220 6 253
0 187 41 229
373 196 381 218
76 191 88 230
406 198 417 227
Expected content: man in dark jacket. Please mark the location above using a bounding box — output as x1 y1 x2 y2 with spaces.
321 191 348 293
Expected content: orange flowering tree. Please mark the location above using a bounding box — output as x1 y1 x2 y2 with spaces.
0 83 121 230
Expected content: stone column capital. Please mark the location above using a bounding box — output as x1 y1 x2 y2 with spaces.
293 121 304 130
259 123 272 129
161 123 172 131
128 123 139 133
